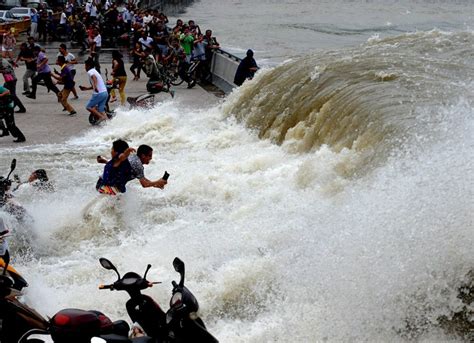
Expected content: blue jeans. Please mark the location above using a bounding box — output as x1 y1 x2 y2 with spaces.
86 91 108 113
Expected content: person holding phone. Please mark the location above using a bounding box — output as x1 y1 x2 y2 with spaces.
97 143 168 190
127 144 168 189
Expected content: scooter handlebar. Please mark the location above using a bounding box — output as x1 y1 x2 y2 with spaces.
99 284 114 290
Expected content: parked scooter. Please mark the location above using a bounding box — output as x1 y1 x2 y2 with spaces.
1 254 131 343
98 257 218 342
8 257 218 343
8 280 139 343
0 159 27 221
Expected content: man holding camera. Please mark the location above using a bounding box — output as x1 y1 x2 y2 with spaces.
128 144 168 189
97 144 168 190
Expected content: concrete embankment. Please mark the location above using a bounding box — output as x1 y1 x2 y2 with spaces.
0 61 219 147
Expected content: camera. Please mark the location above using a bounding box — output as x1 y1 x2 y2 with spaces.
162 171 169 180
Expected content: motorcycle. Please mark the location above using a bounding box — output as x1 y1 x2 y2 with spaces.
15 257 218 343
98 257 218 342
7 271 141 343
1 159 27 221
1 255 128 343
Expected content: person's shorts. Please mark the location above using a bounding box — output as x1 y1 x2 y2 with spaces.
97 184 120 195
86 91 108 113
1 47 13 52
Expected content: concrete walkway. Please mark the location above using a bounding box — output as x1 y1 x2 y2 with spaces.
0 62 219 147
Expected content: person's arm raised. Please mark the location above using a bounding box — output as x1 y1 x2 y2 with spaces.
113 147 136 167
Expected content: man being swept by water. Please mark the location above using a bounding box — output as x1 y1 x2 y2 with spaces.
97 142 168 194
96 139 135 195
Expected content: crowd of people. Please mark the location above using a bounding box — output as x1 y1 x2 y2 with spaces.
0 0 226 142
0 0 260 145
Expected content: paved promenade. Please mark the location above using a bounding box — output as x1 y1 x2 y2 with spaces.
0 62 219 147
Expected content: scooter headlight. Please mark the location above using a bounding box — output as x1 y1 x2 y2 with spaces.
170 292 182 307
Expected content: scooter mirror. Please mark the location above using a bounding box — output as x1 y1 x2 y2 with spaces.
173 257 184 274
173 257 185 287
99 258 117 271
10 159 16 172
5 159 16 181
99 257 121 279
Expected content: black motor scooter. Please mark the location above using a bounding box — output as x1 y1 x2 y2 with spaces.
13 262 149 343
98 257 218 342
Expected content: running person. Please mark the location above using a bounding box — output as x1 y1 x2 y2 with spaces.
79 58 108 123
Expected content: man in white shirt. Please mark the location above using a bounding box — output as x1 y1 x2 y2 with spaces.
85 0 91 13
79 58 108 123
89 28 101 74
142 10 153 25
138 30 153 51
59 8 67 37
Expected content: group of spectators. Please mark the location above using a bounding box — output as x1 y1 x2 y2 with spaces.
28 0 221 85
0 0 259 144
0 0 224 143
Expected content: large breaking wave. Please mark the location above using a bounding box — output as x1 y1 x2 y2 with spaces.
1 31 473 341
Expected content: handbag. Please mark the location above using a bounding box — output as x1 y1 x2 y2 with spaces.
4 74 14 82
